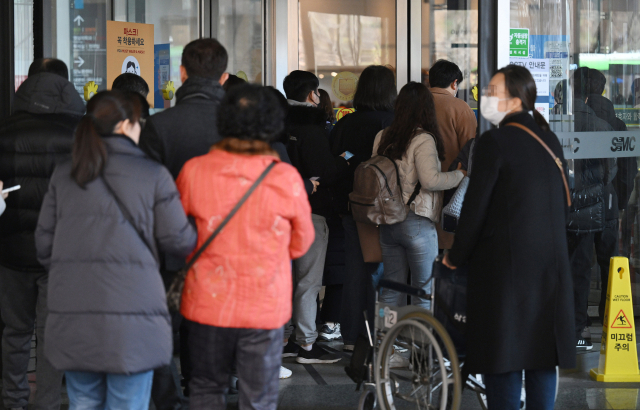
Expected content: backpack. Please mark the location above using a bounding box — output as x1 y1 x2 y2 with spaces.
349 155 420 225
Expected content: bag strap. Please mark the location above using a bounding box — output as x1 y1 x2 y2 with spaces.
101 175 157 262
183 161 277 271
407 182 421 206
467 139 476 176
505 122 572 206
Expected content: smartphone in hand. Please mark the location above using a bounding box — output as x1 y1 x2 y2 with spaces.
344 151 354 161
2 185 20 194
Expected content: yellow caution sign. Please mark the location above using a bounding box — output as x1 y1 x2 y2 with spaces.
590 257 640 382
83 81 98 101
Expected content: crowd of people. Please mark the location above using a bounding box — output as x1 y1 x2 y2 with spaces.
0 36 632 410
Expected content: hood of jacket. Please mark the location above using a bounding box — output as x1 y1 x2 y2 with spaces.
175 76 225 104
586 94 617 126
572 98 613 132
286 104 326 127
12 72 85 117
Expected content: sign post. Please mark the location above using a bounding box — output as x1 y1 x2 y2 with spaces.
590 257 640 382
106 21 154 107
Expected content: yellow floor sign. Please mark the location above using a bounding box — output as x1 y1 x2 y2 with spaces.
590 257 640 382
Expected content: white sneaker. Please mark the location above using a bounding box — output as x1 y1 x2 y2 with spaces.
388 353 412 369
279 366 292 379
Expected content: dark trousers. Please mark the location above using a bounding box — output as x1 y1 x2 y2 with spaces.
340 216 383 345
0 265 63 410
151 308 187 410
320 285 342 323
187 320 283 410
567 232 595 340
595 221 619 322
484 369 556 410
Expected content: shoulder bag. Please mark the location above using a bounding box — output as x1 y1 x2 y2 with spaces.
103 161 277 313
441 139 475 233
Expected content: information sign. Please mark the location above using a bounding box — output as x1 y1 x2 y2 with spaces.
510 28 529 57
154 44 170 109
106 21 154 107
70 1 107 98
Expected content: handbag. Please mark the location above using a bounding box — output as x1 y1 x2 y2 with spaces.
432 255 468 356
442 139 475 233
355 221 382 263
102 162 277 313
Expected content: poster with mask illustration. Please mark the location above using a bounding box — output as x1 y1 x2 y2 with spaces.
106 21 154 107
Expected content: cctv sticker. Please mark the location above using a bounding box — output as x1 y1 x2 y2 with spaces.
384 306 397 328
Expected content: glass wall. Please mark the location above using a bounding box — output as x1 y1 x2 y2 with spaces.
297 0 396 107
213 0 263 84
14 0 34 91
510 0 640 311
422 0 478 110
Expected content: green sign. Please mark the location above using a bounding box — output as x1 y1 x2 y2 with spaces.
510 28 529 57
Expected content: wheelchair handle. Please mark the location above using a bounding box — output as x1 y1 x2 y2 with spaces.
377 279 428 299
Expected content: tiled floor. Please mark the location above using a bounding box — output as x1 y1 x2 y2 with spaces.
11 319 640 409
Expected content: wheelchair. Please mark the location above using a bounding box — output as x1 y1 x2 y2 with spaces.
347 277 551 410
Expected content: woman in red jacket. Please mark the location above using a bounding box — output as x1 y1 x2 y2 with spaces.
176 84 315 410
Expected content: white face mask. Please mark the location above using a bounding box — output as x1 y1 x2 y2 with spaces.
480 96 513 126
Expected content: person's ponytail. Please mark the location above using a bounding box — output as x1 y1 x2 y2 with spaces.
532 109 550 133
71 115 107 188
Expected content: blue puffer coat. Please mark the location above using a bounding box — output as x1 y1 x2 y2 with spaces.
35 135 197 374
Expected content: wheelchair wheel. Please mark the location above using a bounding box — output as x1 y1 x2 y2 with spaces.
358 389 377 410
375 313 462 410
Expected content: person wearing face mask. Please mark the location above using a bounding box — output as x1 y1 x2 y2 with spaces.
281 70 348 365
428 60 477 251
443 65 575 410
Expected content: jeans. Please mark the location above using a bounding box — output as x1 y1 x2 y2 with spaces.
187 320 282 410
0 265 63 410
340 215 383 345
567 232 595 340
65 370 153 410
484 369 556 410
595 220 619 322
284 214 328 345
379 212 437 310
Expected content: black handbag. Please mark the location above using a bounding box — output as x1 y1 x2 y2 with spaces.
432 255 468 356
102 161 277 313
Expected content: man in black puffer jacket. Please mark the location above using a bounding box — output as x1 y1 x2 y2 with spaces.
282 70 348 365
568 67 617 351
0 59 84 410
138 38 228 405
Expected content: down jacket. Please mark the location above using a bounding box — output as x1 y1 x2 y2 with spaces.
35 135 197 374
372 130 464 223
0 72 84 272
568 99 616 233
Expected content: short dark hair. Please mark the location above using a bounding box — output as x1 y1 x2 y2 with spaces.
353 65 396 111
429 60 463 89
112 73 150 97
589 69 606 95
222 74 247 92
181 38 228 80
28 58 69 80
283 70 319 102
218 84 285 142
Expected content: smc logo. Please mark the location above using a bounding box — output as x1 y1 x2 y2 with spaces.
611 136 636 152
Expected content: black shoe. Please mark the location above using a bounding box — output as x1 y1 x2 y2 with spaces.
283 340 300 357
577 338 593 351
296 344 342 364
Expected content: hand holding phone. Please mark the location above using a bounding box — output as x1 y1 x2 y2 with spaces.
343 151 354 161
1 185 20 194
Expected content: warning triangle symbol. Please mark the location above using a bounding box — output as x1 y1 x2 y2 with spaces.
611 309 633 329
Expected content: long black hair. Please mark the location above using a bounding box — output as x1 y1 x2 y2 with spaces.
497 65 550 132
72 90 141 187
377 82 445 161
353 65 396 112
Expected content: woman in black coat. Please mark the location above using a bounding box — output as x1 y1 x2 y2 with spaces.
443 65 575 410
35 91 197 409
329 65 396 347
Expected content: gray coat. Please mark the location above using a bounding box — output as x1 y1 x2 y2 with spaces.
35 135 197 374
